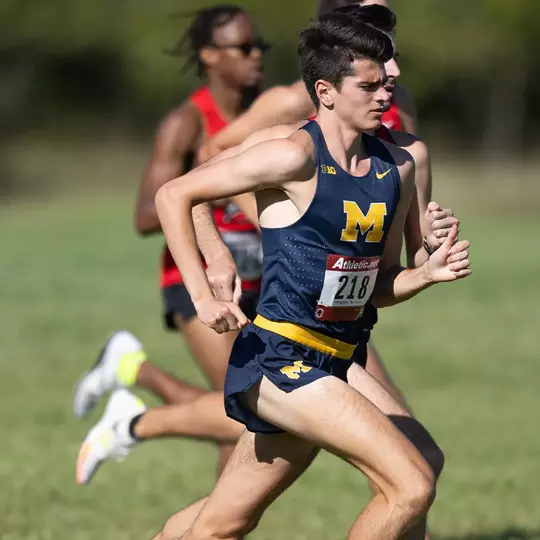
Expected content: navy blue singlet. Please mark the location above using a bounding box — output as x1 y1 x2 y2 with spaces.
256 120 401 345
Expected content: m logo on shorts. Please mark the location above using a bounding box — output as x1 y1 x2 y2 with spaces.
280 360 312 380
341 201 387 243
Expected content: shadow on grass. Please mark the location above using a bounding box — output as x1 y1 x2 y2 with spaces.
437 528 540 540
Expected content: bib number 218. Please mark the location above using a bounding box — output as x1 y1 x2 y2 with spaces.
315 255 379 322
335 274 371 301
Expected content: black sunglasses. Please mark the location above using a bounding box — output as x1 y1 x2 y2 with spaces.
210 39 271 56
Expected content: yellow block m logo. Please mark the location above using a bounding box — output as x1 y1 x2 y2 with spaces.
341 201 387 243
280 361 312 380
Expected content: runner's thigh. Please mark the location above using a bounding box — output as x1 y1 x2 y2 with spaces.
248 375 431 494
192 429 318 536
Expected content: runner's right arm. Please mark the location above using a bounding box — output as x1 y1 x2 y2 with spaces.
135 106 199 236
135 105 241 300
197 123 301 230
155 136 309 332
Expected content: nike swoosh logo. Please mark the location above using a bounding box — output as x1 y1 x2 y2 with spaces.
376 169 392 180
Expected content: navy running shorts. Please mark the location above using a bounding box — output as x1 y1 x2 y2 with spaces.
224 316 363 434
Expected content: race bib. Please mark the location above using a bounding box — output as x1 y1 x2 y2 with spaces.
221 231 263 281
315 255 380 321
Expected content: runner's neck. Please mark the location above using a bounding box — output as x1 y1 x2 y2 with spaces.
315 113 368 175
206 74 247 121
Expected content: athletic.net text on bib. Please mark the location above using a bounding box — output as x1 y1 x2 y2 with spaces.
315 255 379 321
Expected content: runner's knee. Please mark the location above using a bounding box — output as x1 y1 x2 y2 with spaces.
393 463 437 523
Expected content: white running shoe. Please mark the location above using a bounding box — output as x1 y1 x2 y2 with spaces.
73 330 146 418
76 389 146 485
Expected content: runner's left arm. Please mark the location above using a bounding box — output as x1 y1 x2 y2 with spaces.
390 132 458 268
372 151 471 308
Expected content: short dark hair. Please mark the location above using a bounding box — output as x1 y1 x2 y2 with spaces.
318 0 368 17
334 4 396 34
167 4 245 77
299 11 394 107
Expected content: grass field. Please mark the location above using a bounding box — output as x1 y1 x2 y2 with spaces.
1 149 540 539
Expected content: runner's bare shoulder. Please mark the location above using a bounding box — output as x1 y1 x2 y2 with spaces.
241 121 309 148
258 81 314 123
154 102 202 151
387 130 429 173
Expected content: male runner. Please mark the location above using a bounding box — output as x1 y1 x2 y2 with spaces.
75 127 453 487
153 11 470 540
75 5 456 497
73 4 271 477
197 0 434 405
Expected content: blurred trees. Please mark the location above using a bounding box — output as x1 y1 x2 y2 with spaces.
1 0 539 151
396 0 540 154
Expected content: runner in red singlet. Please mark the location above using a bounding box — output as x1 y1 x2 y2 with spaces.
382 99 403 130
73 5 271 482
159 85 262 332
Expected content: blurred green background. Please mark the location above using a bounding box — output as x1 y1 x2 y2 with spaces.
1 2 540 539
2 0 540 174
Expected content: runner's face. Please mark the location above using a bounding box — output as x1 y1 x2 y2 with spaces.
208 13 267 87
384 55 400 95
331 58 390 131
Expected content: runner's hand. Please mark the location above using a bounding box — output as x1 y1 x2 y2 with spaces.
195 298 250 334
424 201 460 252
425 224 471 283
